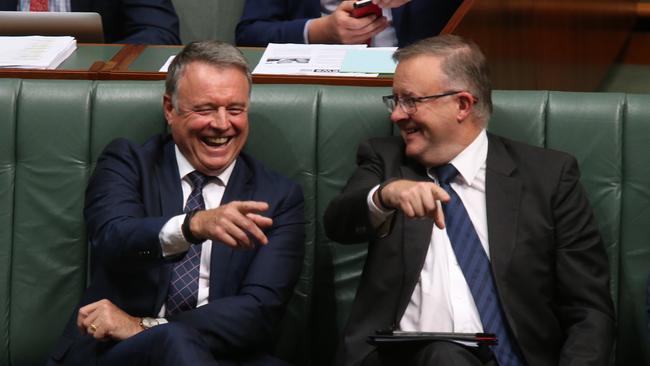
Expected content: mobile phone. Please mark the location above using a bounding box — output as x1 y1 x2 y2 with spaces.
351 0 382 18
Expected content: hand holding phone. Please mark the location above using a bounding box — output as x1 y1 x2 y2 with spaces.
351 0 382 18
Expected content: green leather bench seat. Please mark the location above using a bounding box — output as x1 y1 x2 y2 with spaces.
0 79 648 365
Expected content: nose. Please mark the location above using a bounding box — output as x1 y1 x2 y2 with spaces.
390 104 409 123
209 107 229 130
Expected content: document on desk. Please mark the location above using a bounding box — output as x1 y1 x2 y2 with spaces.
253 43 379 77
341 47 397 74
0 36 76 69
160 55 175 72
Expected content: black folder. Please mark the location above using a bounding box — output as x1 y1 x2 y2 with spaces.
368 330 497 346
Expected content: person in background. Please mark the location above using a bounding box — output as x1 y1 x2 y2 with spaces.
1 0 180 44
236 0 461 47
46 41 304 365
324 34 615 366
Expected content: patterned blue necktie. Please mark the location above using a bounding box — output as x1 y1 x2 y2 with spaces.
166 171 211 316
435 164 523 366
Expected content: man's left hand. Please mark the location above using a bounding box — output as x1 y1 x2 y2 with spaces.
77 299 143 341
372 0 411 8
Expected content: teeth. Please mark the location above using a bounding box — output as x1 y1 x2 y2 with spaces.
204 136 229 145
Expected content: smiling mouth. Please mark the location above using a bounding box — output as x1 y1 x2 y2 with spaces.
404 127 420 135
202 136 232 147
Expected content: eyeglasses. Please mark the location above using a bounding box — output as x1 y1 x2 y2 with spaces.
382 90 464 114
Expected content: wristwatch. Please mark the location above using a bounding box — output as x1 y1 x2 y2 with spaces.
139 317 160 330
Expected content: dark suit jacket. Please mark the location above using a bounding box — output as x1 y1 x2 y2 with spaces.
0 0 180 44
235 0 461 47
48 134 305 363
324 134 615 366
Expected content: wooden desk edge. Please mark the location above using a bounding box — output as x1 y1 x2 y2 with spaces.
2 44 392 86
105 70 392 86
0 69 98 80
639 2 650 19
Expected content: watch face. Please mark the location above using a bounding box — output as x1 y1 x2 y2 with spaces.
142 317 158 329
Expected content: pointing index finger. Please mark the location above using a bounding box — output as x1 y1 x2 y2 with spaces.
234 201 269 214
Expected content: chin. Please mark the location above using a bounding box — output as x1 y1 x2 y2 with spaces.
197 158 229 174
404 143 422 158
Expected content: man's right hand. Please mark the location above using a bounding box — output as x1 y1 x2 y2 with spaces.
375 180 450 229
190 201 273 249
307 1 389 44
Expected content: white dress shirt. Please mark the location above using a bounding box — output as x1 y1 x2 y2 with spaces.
367 130 489 333
156 146 236 317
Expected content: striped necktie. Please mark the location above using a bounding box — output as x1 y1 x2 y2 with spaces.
165 171 211 316
30 0 48 11
435 164 524 366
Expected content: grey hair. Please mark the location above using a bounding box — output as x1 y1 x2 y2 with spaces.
393 35 492 121
165 41 252 108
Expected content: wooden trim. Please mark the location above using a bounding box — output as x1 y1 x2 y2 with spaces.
0 69 96 80
620 32 650 64
103 44 146 72
638 3 650 19
252 74 392 86
0 44 391 86
104 70 393 86
441 0 475 34
88 61 106 72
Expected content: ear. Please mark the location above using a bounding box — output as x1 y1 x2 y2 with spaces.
456 92 474 122
163 94 174 125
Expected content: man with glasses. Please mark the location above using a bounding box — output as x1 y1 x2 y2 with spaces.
324 35 614 366
46 41 304 365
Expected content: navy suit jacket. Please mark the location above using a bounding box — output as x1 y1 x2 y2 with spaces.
0 0 180 44
324 134 615 366
235 0 461 47
49 134 305 363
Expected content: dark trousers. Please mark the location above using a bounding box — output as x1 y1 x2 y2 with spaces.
47 322 289 366
362 341 498 366
99 322 218 366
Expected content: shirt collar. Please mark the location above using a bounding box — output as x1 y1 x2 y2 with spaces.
428 129 487 186
174 145 236 186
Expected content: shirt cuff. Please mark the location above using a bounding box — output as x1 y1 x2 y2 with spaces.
159 214 191 257
303 19 313 44
367 184 395 230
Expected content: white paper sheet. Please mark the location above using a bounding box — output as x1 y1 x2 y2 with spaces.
253 43 379 77
160 55 175 72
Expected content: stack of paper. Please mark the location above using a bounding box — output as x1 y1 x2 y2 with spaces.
0 36 76 69
253 43 397 77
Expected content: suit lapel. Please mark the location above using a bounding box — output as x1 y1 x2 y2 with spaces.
485 134 522 278
157 140 184 217
70 0 86 12
390 6 404 39
0 0 17 10
154 139 183 312
208 155 254 300
395 161 435 321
